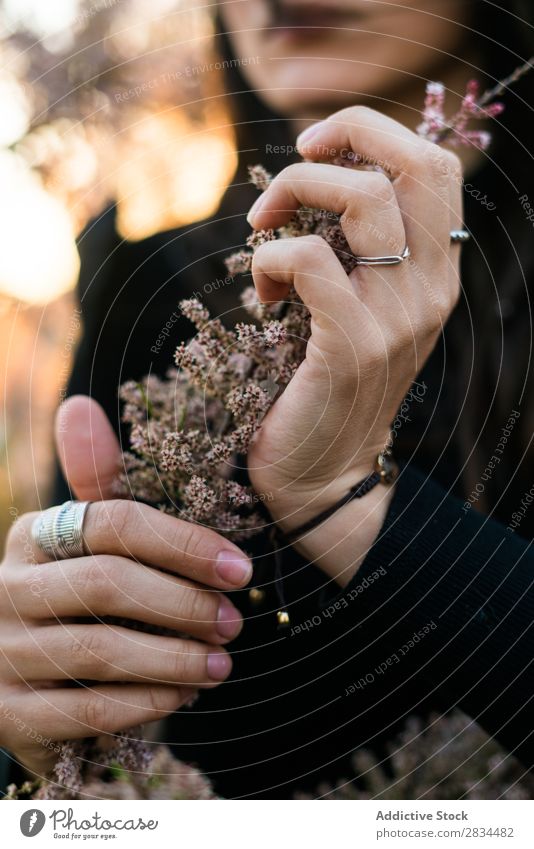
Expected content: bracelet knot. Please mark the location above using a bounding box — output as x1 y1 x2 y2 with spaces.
282 451 399 545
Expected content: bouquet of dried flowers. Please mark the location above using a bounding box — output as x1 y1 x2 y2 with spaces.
7 64 532 801
114 68 528 540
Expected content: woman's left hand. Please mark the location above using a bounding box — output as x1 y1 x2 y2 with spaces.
246 106 464 585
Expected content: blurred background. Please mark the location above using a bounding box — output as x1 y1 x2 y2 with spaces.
0 0 236 544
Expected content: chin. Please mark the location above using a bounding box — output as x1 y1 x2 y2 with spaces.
258 88 355 117
247 62 395 119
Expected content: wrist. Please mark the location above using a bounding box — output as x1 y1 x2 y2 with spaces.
262 454 395 530
260 456 398 587
290 481 395 586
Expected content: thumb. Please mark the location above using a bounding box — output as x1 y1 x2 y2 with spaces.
55 395 122 502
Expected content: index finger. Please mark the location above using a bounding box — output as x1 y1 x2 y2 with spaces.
9 501 253 591
296 105 464 254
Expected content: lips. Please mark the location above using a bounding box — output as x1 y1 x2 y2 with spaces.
265 0 367 29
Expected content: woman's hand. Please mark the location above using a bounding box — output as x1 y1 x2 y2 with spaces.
246 106 463 585
0 397 251 777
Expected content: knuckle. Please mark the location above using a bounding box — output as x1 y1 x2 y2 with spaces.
179 643 206 683
144 684 175 716
399 139 434 176
444 150 463 182
303 233 328 248
435 284 456 317
169 519 197 562
77 694 110 732
290 234 329 267
92 499 131 547
78 556 123 611
252 234 340 295
365 172 395 204
251 238 275 269
332 104 374 126
423 143 462 183
180 588 215 630
0 631 19 664
0 566 17 607
5 513 36 555
450 280 461 311
78 556 109 600
69 628 110 678
169 521 211 572
278 162 307 183
4 522 20 554
425 297 450 332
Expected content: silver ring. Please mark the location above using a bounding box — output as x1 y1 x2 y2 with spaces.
354 230 469 266
354 245 411 266
450 229 470 243
31 501 90 560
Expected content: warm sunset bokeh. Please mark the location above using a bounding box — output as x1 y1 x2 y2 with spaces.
0 0 235 544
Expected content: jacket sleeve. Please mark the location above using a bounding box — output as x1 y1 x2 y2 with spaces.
0 750 10 794
319 462 534 768
0 748 28 796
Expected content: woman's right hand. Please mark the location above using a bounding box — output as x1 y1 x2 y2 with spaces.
0 396 252 777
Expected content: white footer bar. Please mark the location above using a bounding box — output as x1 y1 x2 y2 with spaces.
3 799 534 848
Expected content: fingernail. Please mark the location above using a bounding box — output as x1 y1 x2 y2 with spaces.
207 651 232 681
216 596 242 640
216 550 252 586
246 193 266 226
297 120 325 147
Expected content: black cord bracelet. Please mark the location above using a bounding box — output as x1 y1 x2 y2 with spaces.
282 452 399 545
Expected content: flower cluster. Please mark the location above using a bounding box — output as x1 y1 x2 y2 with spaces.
417 58 532 149
417 79 504 150
4 737 216 801
114 285 307 540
